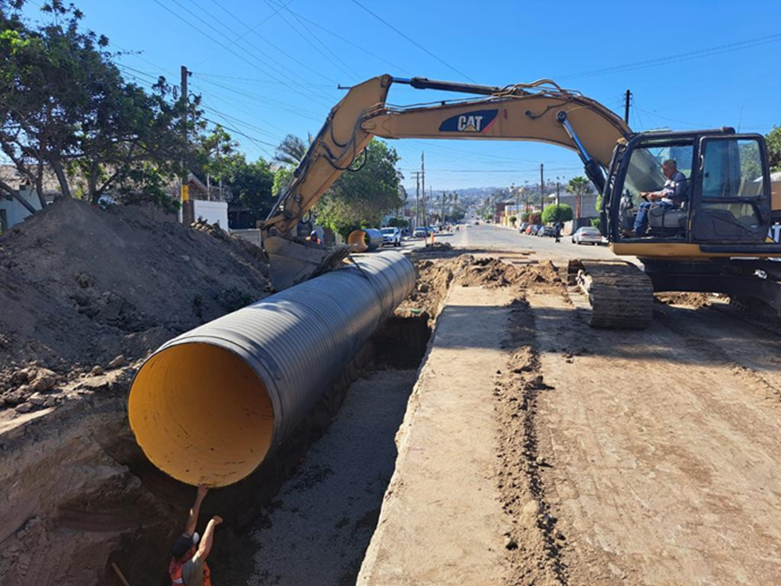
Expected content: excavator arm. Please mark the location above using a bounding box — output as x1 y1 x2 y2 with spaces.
262 74 630 239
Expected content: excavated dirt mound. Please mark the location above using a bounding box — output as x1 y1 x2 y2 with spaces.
459 257 562 290
655 292 713 308
0 197 272 412
399 255 564 326
0 198 274 586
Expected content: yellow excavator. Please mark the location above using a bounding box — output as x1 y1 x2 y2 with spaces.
260 74 781 328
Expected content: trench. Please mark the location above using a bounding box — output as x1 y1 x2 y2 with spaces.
107 312 433 586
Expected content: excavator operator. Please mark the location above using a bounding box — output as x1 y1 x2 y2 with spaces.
627 159 688 237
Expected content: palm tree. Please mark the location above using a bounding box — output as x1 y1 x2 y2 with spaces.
566 176 593 220
273 134 307 167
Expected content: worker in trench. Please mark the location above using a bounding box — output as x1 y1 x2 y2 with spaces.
169 486 222 586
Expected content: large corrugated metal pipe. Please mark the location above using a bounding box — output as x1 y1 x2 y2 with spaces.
128 252 415 488
347 228 383 252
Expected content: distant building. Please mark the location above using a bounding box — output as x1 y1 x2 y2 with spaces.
0 165 60 233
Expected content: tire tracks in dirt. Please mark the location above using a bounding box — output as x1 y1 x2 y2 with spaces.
495 297 570 586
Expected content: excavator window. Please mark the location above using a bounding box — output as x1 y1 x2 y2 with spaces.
691 136 770 242
621 139 695 239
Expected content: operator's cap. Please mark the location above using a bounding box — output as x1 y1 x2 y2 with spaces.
171 532 200 559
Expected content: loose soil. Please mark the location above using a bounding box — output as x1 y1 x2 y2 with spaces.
0 198 274 586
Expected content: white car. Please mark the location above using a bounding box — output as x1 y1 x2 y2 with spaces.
571 226 606 245
380 227 401 247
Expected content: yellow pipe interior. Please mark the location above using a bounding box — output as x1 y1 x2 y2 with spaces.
128 343 275 487
347 229 370 252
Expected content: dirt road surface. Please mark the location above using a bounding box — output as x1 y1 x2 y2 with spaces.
455 225 781 584
529 292 781 585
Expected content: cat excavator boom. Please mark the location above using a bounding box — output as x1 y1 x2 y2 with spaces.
262 74 781 329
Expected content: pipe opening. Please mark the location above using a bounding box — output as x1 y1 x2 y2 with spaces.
347 229 370 252
128 343 275 487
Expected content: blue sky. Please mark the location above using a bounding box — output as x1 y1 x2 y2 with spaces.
21 0 781 191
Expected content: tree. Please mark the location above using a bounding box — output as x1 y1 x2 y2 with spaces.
273 134 307 167
566 176 594 219
315 140 404 237
767 126 781 172
541 204 573 224
224 155 275 225
272 166 294 196
387 217 408 228
0 1 195 210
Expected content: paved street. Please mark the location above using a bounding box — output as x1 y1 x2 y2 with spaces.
401 223 618 267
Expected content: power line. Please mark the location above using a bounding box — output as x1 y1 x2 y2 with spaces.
191 76 324 121
560 31 781 80
150 0 334 108
190 72 334 89
350 0 476 82
201 117 277 157
170 0 336 105
257 0 359 81
194 0 292 67
262 0 361 80
264 0 413 76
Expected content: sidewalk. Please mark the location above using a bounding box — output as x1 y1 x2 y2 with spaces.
357 285 514 585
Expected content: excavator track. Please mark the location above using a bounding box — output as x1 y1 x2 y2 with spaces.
567 260 654 329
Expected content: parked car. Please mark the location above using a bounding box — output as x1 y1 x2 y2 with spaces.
537 225 556 237
518 222 528 233
381 227 402 247
571 226 605 245
525 224 538 235
412 227 428 238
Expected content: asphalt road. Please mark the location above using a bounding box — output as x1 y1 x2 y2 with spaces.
450 223 617 265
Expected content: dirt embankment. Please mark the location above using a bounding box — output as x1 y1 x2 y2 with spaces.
0 198 272 586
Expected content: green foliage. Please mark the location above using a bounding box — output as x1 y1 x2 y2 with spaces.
0 1 196 209
541 204 573 224
387 217 408 228
508 215 517 224
273 134 307 167
566 176 593 197
767 126 781 172
739 141 762 181
528 212 541 225
521 212 530 222
225 156 274 223
273 166 294 196
316 140 404 238
449 207 466 222
590 217 602 230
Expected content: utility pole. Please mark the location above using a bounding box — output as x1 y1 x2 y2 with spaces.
420 152 427 230
540 163 545 215
441 190 446 226
180 65 192 225
624 89 631 125
411 171 423 228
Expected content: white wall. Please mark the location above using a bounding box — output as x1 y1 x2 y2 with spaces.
193 200 228 229
0 188 43 232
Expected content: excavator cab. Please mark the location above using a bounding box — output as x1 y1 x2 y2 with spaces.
604 129 772 248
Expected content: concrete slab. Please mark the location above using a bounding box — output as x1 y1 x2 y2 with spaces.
357 286 513 585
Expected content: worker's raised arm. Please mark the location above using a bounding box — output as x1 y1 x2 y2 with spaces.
184 486 208 536
196 515 223 560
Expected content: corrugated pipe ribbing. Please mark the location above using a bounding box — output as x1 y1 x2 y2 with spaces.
128 251 415 487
